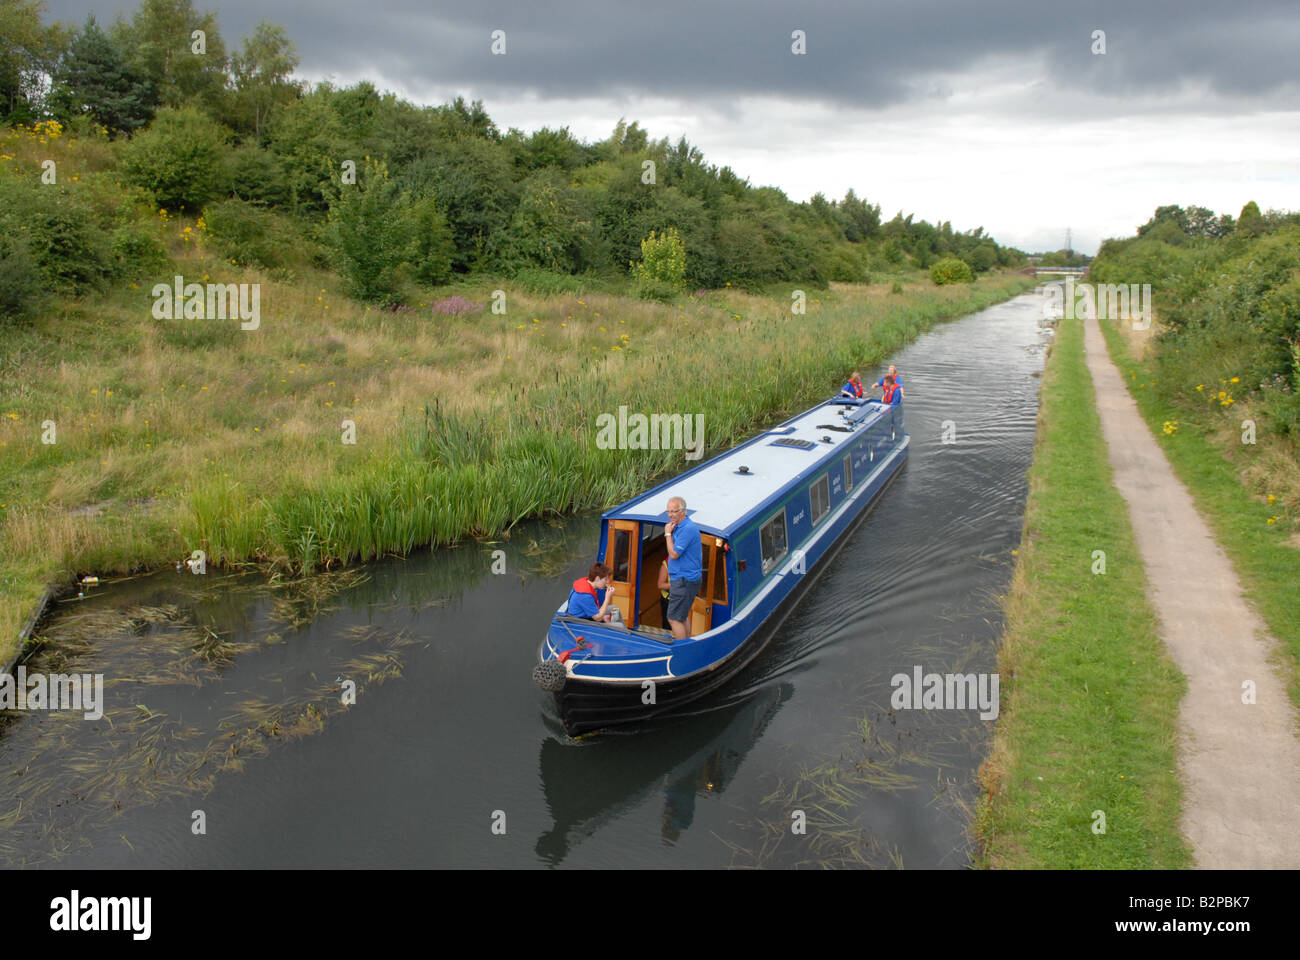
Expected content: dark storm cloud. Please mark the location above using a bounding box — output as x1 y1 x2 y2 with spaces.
41 0 1300 108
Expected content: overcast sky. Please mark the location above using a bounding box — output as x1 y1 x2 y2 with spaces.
44 0 1300 253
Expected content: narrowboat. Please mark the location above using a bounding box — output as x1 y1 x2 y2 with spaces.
533 393 909 735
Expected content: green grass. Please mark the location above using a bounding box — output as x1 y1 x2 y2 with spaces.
976 315 1191 869
1099 319 1300 707
0 265 1036 667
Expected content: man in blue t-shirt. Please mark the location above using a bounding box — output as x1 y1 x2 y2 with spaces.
664 496 702 641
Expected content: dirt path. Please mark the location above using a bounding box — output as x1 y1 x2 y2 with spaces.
1082 315 1300 868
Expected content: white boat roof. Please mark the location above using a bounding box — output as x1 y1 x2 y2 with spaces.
610 398 896 537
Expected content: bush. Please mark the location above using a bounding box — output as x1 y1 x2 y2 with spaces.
204 198 295 270
407 192 455 287
633 277 680 302
119 106 231 211
512 267 588 296
0 235 44 325
325 160 414 302
228 144 292 208
0 176 112 291
931 257 974 285
631 227 686 294
110 224 169 278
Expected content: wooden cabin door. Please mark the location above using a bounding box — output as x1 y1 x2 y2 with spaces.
604 520 639 625
690 536 728 635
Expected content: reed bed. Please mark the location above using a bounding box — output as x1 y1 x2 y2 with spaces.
0 262 1033 664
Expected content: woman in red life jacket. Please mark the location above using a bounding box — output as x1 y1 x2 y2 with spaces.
840 371 865 398
872 364 902 392
567 562 625 626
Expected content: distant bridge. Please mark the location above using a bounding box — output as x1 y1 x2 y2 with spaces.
1022 265 1089 278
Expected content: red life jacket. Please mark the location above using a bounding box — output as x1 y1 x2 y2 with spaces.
882 381 902 404
568 577 603 618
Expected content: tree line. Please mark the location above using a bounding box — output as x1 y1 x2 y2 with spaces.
2 0 1027 305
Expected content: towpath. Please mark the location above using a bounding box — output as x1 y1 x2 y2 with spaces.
1082 314 1300 868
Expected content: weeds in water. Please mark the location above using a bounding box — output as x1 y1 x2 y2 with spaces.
0 568 413 867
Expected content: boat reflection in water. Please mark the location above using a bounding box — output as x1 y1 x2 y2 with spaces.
535 682 792 865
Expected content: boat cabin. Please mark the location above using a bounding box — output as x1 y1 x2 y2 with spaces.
600 517 731 637
570 396 903 641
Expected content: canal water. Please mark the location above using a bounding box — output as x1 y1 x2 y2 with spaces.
1 289 1052 868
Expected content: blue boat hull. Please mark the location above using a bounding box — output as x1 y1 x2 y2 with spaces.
540 429 909 735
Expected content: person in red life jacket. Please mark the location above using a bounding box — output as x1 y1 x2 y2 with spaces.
567 562 625 627
872 364 902 393
839 371 865 398
879 374 903 405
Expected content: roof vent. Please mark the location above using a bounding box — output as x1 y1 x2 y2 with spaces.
822 435 833 444
736 465 751 475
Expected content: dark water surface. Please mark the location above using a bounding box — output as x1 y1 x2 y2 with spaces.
1 291 1051 868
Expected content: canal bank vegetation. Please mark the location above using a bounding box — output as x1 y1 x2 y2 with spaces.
976 313 1191 869
0 264 1035 668
1090 206 1300 703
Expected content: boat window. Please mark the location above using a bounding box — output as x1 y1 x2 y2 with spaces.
844 454 854 493
810 473 830 526
612 528 631 581
760 510 788 575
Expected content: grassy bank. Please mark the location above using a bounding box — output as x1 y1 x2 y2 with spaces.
1100 319 1300 706
0 260 1035 666
975 314 1191 868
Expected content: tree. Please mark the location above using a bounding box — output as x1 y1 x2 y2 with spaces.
0 0 67 122
401 136 519 272
268 84 355 212
838 189 881 242
967 243 998 273
113 0 228 112
228 20 298 139
494 168 597 274
1138 204 1189 238
50 16 156 135
505 125 588 173
1184 205 1233 239
1237 200 1265 237
1138 203 1234 241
